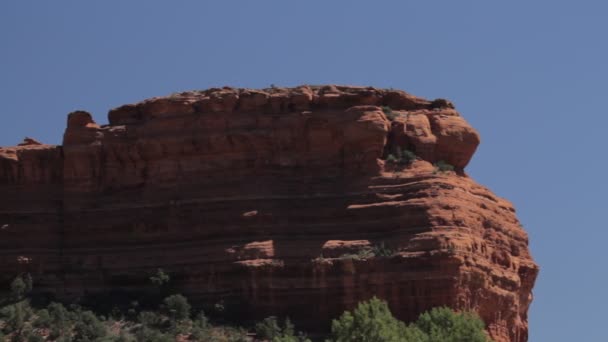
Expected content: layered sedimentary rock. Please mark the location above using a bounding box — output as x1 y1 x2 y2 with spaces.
0 86 537 342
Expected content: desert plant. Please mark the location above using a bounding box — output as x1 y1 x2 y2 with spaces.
10 275 27 301
138 310 164 328
328 298 490 342
382 106 397 121
135 326 173 342
256 316 282 340
32 309 51 328
371 242 394 257
386 147 416 165
26 331 45 342
430 98 453 109
149 268 170 287
398 149 417 165
434 160 454 172
163 294 191 322
254 316 311 342
385 154 398 163
3 302 26 334
327 296 411 342
23 273 33 293
47 302 70 339
73 310 108 341
415 307 491 342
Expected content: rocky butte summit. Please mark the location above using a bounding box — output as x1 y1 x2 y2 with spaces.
0 85 538 342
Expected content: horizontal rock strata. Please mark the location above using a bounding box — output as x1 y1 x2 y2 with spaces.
0 86 537 342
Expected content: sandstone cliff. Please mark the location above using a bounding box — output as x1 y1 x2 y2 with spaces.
0 86 538 342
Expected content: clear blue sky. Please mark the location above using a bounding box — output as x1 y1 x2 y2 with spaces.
1 2 605 340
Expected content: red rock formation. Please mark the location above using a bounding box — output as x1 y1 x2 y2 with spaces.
0 86 537 342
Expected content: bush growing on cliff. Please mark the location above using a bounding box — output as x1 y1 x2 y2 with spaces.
339 243 395 260
150 268 170 287
371 242 394 257
382 106 397 121
434 160 454 173
397 148 416 165
385 147 417 166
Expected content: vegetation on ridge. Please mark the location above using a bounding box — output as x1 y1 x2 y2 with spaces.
0 274 491 341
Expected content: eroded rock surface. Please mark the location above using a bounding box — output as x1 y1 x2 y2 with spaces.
0 86 537 342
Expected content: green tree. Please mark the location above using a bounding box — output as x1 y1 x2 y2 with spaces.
327 298 490 342
23 273 33 293
33 309 51 328
10 275 27 301
4 302 26 334
137 311 163 329
162 294 191 322
255 316 282 340
327 297 411 342
415 307 491 342
149 269 170 287
47 302 70 339
73 310 107 341
255 316 311 342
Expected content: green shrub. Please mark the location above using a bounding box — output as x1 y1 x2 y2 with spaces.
26 331 45 342
385 147 416 165
23 273 33 293
255 317 310 342
398 149 417 165
371 242 394 257
47 302 70 339
274 331 312 342
149 268 170 287
135 326 173 342
339 243 395 260
430 98 453 109
434 160 454 172
256 316 282 340
10 275 27 301
32 309 51 328
193 311 209 330
382 106 397 121
415 307 491 342
327 297 410 342
163 294 191 322
190 325 212 341
385 154 398 163
73 310 107 341
138 311 164 328
3 302 26 334
116 331 136 342
328 298 491 342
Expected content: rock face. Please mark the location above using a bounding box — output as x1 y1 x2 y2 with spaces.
0 86 537 342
